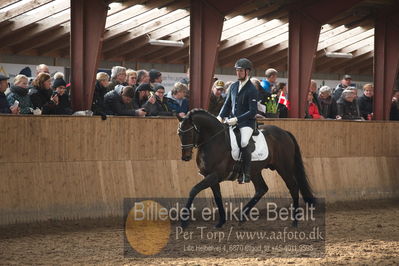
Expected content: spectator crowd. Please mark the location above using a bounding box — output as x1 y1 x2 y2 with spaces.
1 63 399 121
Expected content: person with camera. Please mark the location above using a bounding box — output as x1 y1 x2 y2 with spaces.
142 84 173 116
103 86 146 116
29 72 56 115
44 74 73 115
133 83 156 111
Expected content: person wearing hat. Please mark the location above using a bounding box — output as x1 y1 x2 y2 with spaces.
317 85 338 119
208 80 226 116
218 58 258 184
0 74 19 114
336 88 362 120
333 74 352 102
43 74 72 115
142 84 173 116
133 83 155 110
149 69 162 89
103 86 146 116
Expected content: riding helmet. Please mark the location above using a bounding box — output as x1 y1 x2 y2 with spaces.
234 58 253 70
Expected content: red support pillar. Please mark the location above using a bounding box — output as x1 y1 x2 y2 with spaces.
287 0 362 118
189 0 224 109
70 0 108 111
288 11 320 118
189 0 244 109
374 14 399 120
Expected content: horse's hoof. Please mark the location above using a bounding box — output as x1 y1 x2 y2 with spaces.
292 220 298 227
181 220 189 229
214 220 226 228
238 219 246 226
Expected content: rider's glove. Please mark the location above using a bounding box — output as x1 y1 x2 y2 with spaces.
226 117 238 126
216 116 223 123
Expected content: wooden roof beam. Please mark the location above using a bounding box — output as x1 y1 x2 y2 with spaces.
218 29 288 66
103 17 189 59
0 0 69 38
222 6 283 38
317 25 372 51
322 28 374 53
162 47 188 63
219 16 287 51
0 0 22 9
316 44 374 72
344 57 373 74
0 0 53 22
11 25 68 53
329 52 374 72
103 0 187 40
315 37 374 69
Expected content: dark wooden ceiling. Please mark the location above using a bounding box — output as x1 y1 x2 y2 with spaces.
0 0 397 74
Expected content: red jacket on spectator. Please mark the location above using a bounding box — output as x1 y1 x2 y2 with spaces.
307 102 322 119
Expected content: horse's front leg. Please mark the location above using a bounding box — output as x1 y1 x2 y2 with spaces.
181 173 218 228
211 183 226 228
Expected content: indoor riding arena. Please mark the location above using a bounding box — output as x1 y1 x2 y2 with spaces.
1 0 399 265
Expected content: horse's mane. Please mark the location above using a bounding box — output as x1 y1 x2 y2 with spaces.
186 108 215 120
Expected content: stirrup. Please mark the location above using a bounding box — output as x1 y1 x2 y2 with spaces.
238 173 250 184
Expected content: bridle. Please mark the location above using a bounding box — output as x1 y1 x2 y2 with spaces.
178 119 226 149
178 121 199 149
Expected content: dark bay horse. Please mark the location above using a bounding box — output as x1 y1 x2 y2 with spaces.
177 109 314 228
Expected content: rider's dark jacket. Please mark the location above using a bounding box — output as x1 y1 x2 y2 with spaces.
219 79 258 129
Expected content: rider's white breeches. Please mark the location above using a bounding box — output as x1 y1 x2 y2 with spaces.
239 127 253 148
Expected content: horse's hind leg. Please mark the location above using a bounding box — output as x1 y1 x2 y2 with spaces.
241 172 268 222
277 168 299 227
211 183 226 228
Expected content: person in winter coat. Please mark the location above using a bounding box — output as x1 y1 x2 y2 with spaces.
336 89 362 120
29 72 56 114
7 74 33 114
104 86 146 116
305 90 323 119
142 84 173 116
274 82 289 118
92 72 109 115
167 82 189 118
390 90 399 121
318 85 338 119
107 66 127 92
0 74 19 114
357 83 374 120
133 83 155 110
208 80 226 116
333 74 352 102
44 74 73 115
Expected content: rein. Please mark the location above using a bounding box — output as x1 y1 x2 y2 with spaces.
179 121 227 149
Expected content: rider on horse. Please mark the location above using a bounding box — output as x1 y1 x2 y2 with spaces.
217 58 258 184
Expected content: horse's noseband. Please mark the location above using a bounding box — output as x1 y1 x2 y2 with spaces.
178 121 200 149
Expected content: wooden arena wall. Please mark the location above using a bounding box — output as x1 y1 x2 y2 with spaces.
0 116 398 224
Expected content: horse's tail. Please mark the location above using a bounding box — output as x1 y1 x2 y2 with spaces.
286 131 315 204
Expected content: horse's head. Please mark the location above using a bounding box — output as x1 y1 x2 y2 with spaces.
177 114 199 161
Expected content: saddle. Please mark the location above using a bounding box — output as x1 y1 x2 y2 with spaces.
228 122 263 151
226 122 269 181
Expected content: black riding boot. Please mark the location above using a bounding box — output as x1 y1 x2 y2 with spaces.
238 146 252 184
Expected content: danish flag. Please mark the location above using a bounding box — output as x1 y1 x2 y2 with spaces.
278 91 290 110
